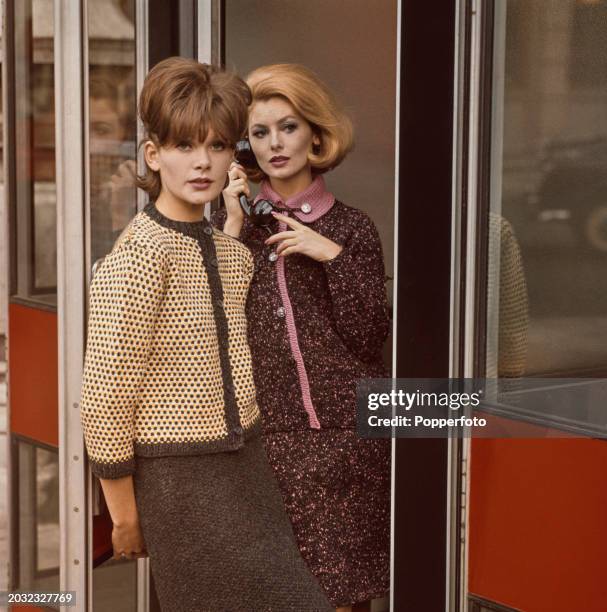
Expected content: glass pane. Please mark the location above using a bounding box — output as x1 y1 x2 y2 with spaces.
16 441 59 596
0 433 7 593
88 0 137 265
12 0 57 304
35 447 59 573
93 557 138 611
487 0 607 379
87 1 139 608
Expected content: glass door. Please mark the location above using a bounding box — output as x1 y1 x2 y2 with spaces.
86 2 140 608
5 0 61 602
462 1 607 610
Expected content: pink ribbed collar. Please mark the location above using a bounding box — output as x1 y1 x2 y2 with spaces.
255 175 335 222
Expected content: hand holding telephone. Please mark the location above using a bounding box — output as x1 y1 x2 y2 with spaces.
234 140 276 227
233 140 312 228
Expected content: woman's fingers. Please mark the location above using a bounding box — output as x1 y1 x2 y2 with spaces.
279 245 299 257
114 549 130 561
265 230 297 245
228 163 247 181
276 238 298 254
271 212 304 229
113 548 148 560
224 178 250 197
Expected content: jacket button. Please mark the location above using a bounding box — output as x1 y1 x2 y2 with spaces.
268 251 278 262
203 226 213 235
210 257 218 267
276 306 285 318
233 425 244 435
301 202 312 214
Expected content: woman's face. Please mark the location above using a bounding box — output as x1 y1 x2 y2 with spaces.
145 129 232 207
248 97 320 184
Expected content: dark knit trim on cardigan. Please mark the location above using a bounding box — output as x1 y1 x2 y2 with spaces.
143 201 213 238
89 456 136 480
143 201 244 435
134 416 261 457
88 415 261 480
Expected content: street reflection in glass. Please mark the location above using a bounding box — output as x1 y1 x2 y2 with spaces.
489 0 607 378
87 1 139 609
88 0 137 264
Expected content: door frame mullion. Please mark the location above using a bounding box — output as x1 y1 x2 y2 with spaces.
55 0 89 606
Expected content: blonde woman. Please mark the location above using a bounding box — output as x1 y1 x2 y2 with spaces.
216 64 391 612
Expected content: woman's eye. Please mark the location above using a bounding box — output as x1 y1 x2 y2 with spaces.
210 141 225 151
176 142 192 151
283 123 297 133
251 129 266 139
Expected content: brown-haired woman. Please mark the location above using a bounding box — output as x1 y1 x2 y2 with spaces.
80 57 332 612
215 63 391 612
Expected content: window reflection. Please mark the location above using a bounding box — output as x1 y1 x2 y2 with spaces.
489 0 607 377
16 441 59 596
87 2 139 609
12 0 57 304
88 0 137 264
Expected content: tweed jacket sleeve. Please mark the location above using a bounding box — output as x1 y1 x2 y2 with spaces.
322 212 390 363
210 206 254 242
80 237 166 479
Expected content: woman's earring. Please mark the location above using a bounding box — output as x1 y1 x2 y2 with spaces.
312 136 321 155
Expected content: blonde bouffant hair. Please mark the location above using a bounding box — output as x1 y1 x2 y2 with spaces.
245 64 354 182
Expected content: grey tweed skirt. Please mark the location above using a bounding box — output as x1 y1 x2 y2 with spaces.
133 433 332 612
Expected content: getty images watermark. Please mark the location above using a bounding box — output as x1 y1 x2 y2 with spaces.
356 378 607 439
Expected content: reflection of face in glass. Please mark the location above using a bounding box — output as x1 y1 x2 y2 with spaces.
90 97 124 142
89 77 137 261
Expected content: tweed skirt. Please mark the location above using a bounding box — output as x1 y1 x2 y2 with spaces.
133 434 332 612
264 429 391 607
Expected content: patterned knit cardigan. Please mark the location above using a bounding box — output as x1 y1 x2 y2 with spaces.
80 203 261 479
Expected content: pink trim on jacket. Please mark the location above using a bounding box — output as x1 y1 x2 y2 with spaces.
255 176 336 429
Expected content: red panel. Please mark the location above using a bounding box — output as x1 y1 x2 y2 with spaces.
8 303 58 446
469 437 607 612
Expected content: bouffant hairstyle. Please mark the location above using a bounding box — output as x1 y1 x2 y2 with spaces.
137 57 251 199
245 64 354 182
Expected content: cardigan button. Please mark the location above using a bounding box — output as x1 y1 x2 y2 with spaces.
268 251 278 262
300 202 312 214
210 257 218 267
233 425 244 435
276 306 286 318
203 226 213 236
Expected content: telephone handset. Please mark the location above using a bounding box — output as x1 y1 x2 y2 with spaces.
233 140 311 228
234 140 276 227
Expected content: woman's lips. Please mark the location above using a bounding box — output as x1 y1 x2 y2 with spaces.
189 178 212 190
269 157 289 168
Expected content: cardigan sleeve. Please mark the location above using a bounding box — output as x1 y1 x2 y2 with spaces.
322 211 390 363
80 239 166 479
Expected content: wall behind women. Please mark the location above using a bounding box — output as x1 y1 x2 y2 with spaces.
225 0 398 287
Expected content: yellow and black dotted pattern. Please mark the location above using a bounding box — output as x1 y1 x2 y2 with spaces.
80 206 260 479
